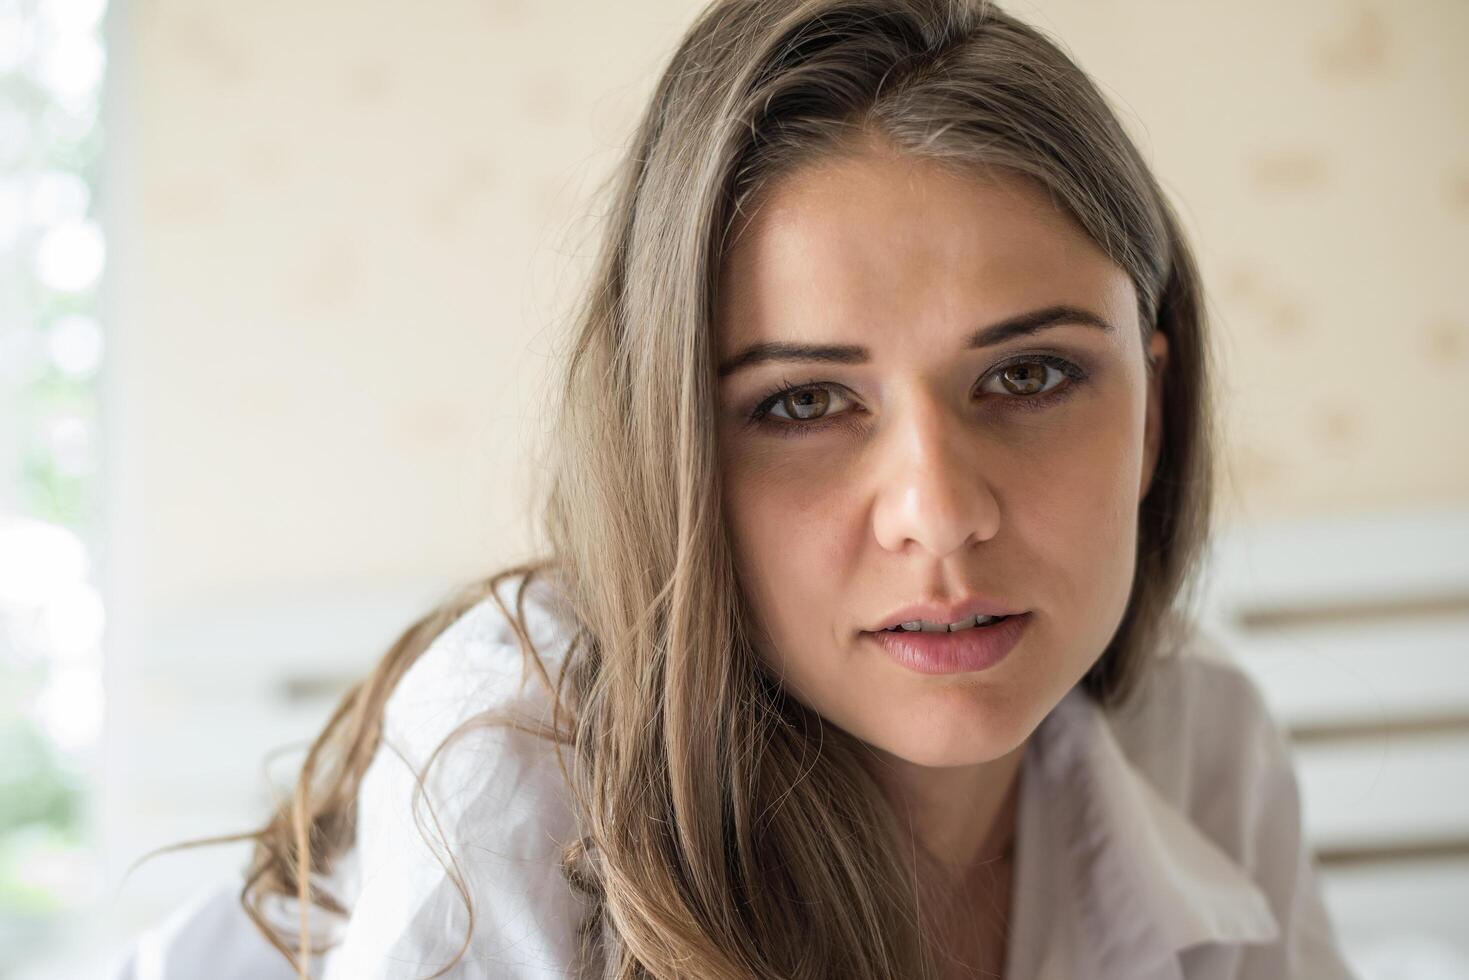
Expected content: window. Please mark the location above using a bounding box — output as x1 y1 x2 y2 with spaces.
0 0 108 971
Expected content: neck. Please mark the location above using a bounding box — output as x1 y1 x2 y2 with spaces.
872 741 1026 979
873 740 1026 880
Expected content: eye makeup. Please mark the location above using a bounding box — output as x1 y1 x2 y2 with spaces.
741 352 1090 439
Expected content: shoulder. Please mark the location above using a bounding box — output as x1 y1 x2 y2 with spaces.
1107 622 1281 773
108 571 591 980
366 568 582 835
320 569 591 978
384 569 578 751
1099 626 1361 977
393 575 575 705
1103 620 1300 863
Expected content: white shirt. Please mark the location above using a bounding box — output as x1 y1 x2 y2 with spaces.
110 572 1359 979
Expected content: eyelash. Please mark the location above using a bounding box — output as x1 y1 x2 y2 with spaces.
745 354 1088 438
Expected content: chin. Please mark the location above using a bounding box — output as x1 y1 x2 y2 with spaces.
873 697 1033 769
881 739 1023 771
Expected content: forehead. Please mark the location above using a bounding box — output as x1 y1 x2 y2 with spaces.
715 150 1129 353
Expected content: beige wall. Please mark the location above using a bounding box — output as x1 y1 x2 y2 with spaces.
110 0 1469 616
1027 1 1469 526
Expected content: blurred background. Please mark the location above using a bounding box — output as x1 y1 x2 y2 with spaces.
1 0 1466 976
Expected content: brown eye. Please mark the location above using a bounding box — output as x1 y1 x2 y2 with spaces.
779 386 832 420
997 362 1050 395
978 356 1082 402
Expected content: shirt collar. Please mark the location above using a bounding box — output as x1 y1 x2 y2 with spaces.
1016 683 1280 977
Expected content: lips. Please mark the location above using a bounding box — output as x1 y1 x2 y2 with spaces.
864 611 1031 675
869 595 1025 632
877 613 1011 632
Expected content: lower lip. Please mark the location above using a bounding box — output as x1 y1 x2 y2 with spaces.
863 613 1031 675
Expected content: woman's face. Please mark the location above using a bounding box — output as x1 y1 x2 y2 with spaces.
715 145 1168 770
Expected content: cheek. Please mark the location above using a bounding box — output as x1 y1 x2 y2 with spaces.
722 441 859 546
1009 400 1144 617
720 445 861 662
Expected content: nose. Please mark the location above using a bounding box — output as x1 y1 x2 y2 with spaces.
870 391 1001 557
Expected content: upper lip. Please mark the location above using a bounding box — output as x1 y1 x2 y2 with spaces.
866 595 1026 631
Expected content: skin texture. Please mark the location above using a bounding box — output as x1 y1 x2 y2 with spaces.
715 141 1168 975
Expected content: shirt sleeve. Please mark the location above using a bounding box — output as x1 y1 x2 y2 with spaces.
317 597 592 980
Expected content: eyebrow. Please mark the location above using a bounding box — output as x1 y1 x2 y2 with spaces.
716 304 1116 380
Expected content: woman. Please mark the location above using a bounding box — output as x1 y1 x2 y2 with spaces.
112 0 1358 977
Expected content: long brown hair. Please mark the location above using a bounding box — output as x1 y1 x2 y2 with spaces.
233 1 1218 976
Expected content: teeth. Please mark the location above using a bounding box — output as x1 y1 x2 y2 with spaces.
891 615 1004 633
